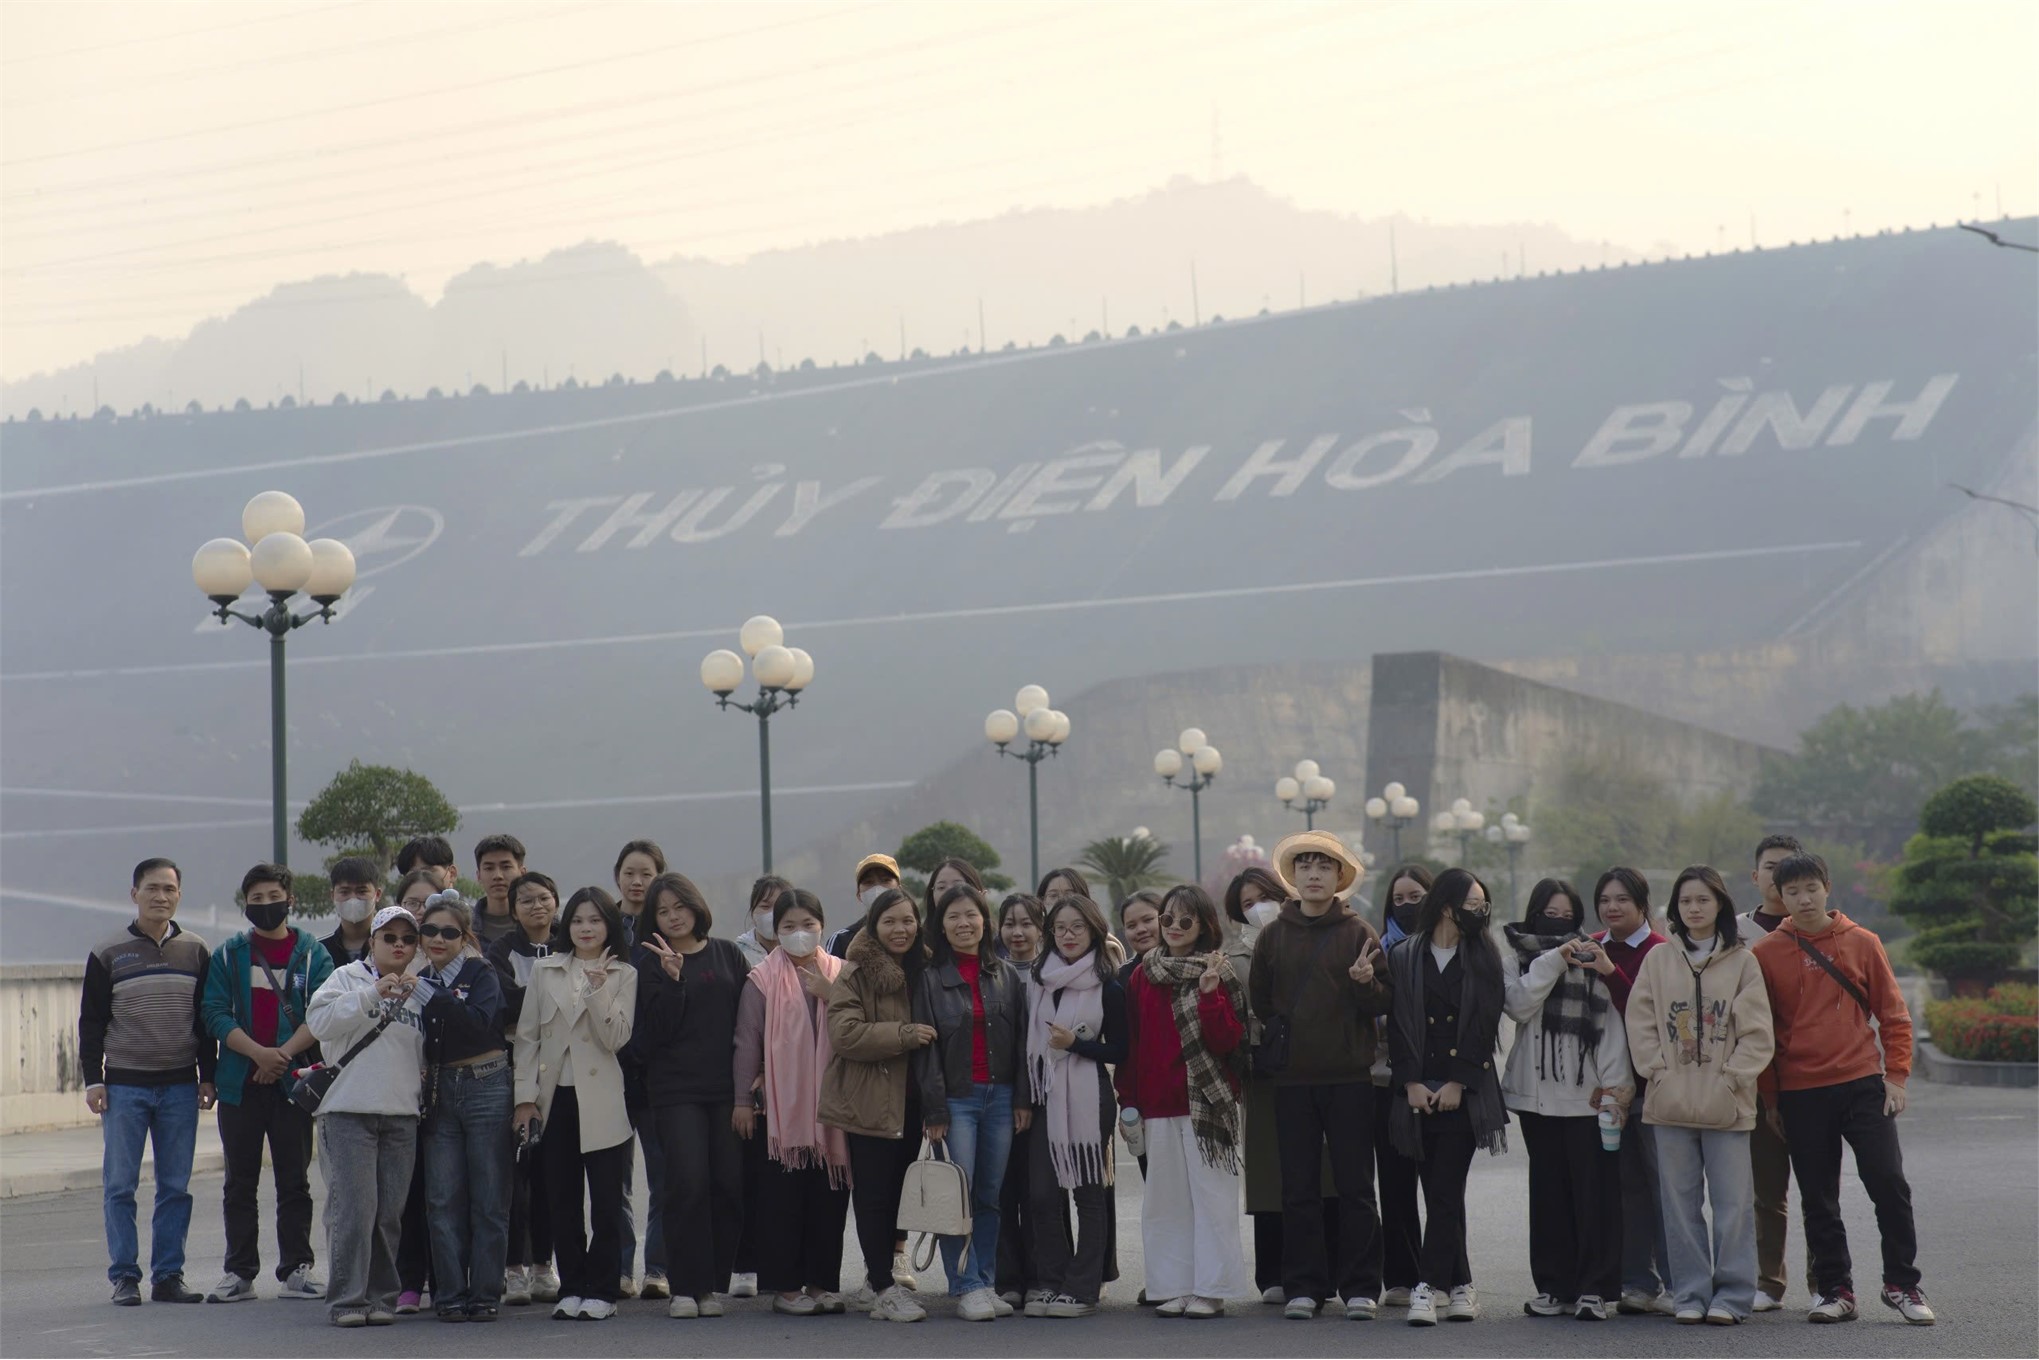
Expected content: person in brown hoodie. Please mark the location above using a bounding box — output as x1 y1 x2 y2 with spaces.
1751 853 1935 1328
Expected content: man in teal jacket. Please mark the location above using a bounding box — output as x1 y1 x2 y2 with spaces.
199 863 334 1304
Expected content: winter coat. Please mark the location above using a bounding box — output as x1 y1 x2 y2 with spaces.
820 929 928 1138
511 953 637 1152
1246 901 1392 1085
913 952 1032 1113
1500 946 1632 1119
1628 939 1774 1131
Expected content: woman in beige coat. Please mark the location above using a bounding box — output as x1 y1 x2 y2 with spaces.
1626 866 1774 1327
512 887 637 1322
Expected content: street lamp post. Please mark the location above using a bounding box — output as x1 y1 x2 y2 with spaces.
192 491 358 866
1274 759 1335 829
1432 797 1486 865
985 686 1070 889
1154 727 1222 882
700 615 814 873
1485 813 1533 913
1363 781 1422 865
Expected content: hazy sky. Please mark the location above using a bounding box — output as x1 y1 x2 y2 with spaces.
3 0 2033 381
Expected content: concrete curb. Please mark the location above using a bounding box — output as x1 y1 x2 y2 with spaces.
1915 1038 2039 1088
0 1147 226 1200
1 1111 226 1200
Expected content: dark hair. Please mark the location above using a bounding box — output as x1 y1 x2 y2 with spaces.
614 839 667 880
1386 863 1436 898
1223 866 1289 924
1038 895 1116 983
396 835 455 874
1522 878 1586 932
1116 888 1163 925
1593 866 1652 918
239 862 292 900
645 872 712 942
474 833 526 866
861 887 927 982
1418 868 1502 991
1770 853 1830 892
328 856 381 893
132 857 180 889
748 874 791 913
1037 866 1092 900
1666 865 1740 947
418 894 475 947
998 892 1046 932
557 885 624 953
1157 883 1226 953
772 886 825 933
923 858 988 921
929 884 993 964
394 868 442 905
1753 833 1805 864
509 870 560 910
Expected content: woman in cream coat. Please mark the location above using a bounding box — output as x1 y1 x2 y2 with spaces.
512 887 637 1321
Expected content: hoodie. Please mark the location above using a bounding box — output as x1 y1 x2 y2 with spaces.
1626 938 1774 1131
1752 911 1911 1096
1247 900 1392 1084
304 961 428 1117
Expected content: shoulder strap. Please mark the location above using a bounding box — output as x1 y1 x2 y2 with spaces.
252 944 306 1031
327 1006 398 1072
1793 933 1872 1017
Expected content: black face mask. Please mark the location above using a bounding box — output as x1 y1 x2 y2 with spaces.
1454 903 1493 937
244 901 290 932
1523 907 1578 937
1390 900 1423 932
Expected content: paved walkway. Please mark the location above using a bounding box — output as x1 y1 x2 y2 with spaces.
0 1112 222 1199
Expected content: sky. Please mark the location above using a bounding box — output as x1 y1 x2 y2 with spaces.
3 0 2034 381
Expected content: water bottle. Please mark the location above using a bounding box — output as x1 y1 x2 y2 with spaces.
1118 1106 1146 1159
1597 1096 1622 1152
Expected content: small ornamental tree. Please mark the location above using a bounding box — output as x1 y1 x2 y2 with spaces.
1078 832 1173 905
1890 775 2038 987
896 820 1013 898
296 759 461 880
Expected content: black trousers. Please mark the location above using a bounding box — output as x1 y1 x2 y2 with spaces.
217 1082 315 1281
654 1102 743 1301
732 1124 765 1276
847 1129 923 1293
1274 1081 1382 1303
1778 1075 1920 1294
508 1138 552 1269
1253 1202 1342 1291
996 1124 1040 1294
540 1086 629 1303
1517 1110 1621 1302
1414 1112 1477 1290
1374 1081 1422 1290
753 1157 849 1294
1026 1122 1113 1303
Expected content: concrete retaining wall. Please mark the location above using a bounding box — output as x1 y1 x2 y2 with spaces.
2 964 91 1133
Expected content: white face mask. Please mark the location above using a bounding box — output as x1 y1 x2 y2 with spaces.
1246 901 1280 929
751 908 776 941
779 929 820 959
336 897 373 924
858 884 887 909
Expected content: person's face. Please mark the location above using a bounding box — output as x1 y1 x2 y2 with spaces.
568 901 609 954
930 865 971 904
372 920 418 974
1237 880 1281 911
1753 849 1792 908
777 906 824 939
477 852 522 903
426 863 458 891
615 852 659 911
1291 852 1340 902
332 880 380 914
1597 882 1643 935
1454 881 1491 927
875 900 920 957
1539 893 1577 927
859 870 899 903
1160 899 1203 955
400 879 434 913
131 868 181 930
1049 905 1092 961
419 908 465 966
942 900 984 953
243 878 290 927
1041 875 1076 904
513 884 556 937
1676 880 1722 937
1001 909 1041 961
654 890 697 945
1779 874 1830 923
1121 902 1160 953
1389 875 1427 917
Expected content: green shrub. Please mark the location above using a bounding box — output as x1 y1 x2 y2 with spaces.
1926 985 2039 1062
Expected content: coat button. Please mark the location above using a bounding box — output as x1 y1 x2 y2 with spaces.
1449 1047 1458 1057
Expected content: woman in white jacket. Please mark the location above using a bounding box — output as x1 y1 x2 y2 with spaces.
512 886 638 1322
305 905 430 1328
1501 880 1632 1322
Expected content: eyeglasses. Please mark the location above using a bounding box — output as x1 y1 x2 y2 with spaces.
418 924 463 941
1051 922 1090 939
378 932 417 947
1159 910 1199 929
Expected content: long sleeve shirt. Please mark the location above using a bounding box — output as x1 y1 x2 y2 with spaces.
1594 924 1668 1014
80 921 216 1088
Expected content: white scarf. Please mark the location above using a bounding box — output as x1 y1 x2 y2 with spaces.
1026 951 1109 1189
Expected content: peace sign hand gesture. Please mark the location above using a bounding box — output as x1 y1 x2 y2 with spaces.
1349 941 1383 985
585 950 614 990
1197 951 1225 995
644 934 684 981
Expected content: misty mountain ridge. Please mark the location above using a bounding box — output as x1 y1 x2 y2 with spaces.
4 176 1642 416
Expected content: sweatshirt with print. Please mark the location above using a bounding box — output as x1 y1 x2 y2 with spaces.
1752 911 1911 1096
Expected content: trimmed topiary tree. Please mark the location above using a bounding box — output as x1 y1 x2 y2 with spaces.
1890 775 2037 989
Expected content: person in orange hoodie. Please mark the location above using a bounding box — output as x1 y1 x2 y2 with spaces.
1751 854 1934 1328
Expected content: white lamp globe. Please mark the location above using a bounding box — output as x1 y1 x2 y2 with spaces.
304 538 357 602
1485 824 1504 843
1023 705 1057 742
1392 795 1420 820
242 490 305 544
753 644 797 689
1501 811 1520 830
1509 823 1533 844
1451 797 1472 816
1239 834 1256 848
1191 745 1222 776
1294 759 1320 782
192 538 253 601
1365 796 1388 820
1015 684 1049 717
1432 811 1455 833
985 709 1020 745
1458 809 1486 832
1131 826 1151 841
701 649 745 694
1275 776 1300 802
250 531 313 593
1154 749 1184 778
785 647 815 691
1305 775 1335 802
1177 727 1207 756
738 615 783 657
1048 710 1071 744
1383 781 1406 802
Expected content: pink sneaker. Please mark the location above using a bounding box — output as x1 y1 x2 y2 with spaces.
394 1291 422 1315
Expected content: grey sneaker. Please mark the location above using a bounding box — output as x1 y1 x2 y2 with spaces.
840 1284 879 1313
667 1295 698 1319
1045 1293 1097 1318
1284 1296 1319 1320
1345 1295 1377 1321
872 1284 928 1323
207 1273 256 1304
331 1311 367 1328
278 1264 324 1299
728 1273 758 1298
698 1295 724 1316
639 1273 670 1300
1380 1285 1413 1308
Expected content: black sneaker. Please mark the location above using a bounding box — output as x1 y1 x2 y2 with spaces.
466 1303 500 1323
111 1279 141 1307
435 1306 469 1322
150 1276 203 1304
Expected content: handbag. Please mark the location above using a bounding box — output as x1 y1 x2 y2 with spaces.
288 1007 397 1116
895 1140 972 1273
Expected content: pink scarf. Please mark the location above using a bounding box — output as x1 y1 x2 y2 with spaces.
754 948 850 1187
1027 950 1110 1189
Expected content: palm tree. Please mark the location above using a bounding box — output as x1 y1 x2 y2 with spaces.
1077 833 1173 905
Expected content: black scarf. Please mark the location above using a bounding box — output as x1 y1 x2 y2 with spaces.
1503 921 1611 1086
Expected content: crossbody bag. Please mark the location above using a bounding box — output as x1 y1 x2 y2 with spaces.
1253 921 1344 1077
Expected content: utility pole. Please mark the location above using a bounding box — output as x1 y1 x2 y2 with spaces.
899 316 906 361
1101 298 1108 336
1190 261 1201 325
978 297 987 354
501 349 507 390
700 337 707 377
1389 222 1399 294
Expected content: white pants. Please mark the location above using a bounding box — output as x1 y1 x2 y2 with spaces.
1141 1114 1249 1302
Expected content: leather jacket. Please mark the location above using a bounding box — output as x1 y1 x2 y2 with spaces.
912 953 1031 1111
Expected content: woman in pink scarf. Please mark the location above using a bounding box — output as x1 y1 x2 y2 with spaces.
732 888 850 1315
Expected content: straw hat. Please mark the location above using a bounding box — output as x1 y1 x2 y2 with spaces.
1272 830 1364 896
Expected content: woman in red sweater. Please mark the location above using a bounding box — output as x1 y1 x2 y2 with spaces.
1120 884 1249 1318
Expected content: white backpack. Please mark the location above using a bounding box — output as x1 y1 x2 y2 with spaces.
896 1141 972 1273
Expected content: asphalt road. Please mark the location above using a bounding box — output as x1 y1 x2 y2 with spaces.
3 1080 2032 1359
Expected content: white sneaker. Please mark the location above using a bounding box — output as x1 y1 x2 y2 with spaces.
617 1277 637 1300
1523 1292 1566 1316
1676 1307 1706 1324
278 1264 324 1300
872 1284 927 1323
1575 1295 1608 1321
773 1293 819 1316
1260 1285 1284 1305
1446 1285 1478 1321
989 1293 1014 1317
502 1267 532 1306
1284 1296 1318 1320
840 1284 878 1313
1808 1290 1858 1323
639 1273 669 1300
728 1272 758 1298
814 1291 848 1314
958 1288 998 1321
1407 1284 1437 1326
207 1273 255 1303
698 1295 724 1316
891 1251 917 1290
1156 1295 1189 1317
667 1295 698 1319
551 1295 582 1320
1184 1295 1222 1318
531 1267 560 1303
579 1298 614 1320
1880 1285 1935 1325
1617 1288 1661 1314
1345 1295 1377 1321
1705 1304 1740 1325
1380 1285 1412 1308
1752 1289 1782 1312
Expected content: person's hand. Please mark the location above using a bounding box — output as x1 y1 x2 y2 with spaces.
1764 1105 1785 1140
249 1047 290 1084
198 1083 217 1111
643 934 684 981
1349 941 1383 985
514 1102 539 1136
1579 942 1617 977
586 950 614 990
86 1086 108 1116
1047 1023 1076 1051
924 1121 949 1144
1405 1082 1436 1114
374 971 409 999
903 1023 938 1048
1198 952 1224 995
1434 1080 1464 1113
1883 1080 1908 1118
799 964 832 1001
732 1105 756 1140
1014 1107 1033 1133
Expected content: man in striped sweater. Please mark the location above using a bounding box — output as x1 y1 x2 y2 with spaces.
79 857 218 1307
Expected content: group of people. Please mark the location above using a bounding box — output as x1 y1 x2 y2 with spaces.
81 824 1936 1329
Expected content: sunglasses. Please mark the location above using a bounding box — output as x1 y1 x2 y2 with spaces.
377 932 418 947
418 924 463 941
1159 910 1200 929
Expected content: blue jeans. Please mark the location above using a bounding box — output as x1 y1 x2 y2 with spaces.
102 1083 198 1285
424 1062 513 1309
937 1082 1013 1296
1654 1125 1757 1319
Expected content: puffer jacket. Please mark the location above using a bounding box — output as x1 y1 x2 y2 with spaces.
820 930 928 1138
1627 938 1774 1131
913 951 1031 1112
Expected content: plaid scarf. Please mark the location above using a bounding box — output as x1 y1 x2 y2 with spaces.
1141 949 1247 1174
1502 923 1610 1087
